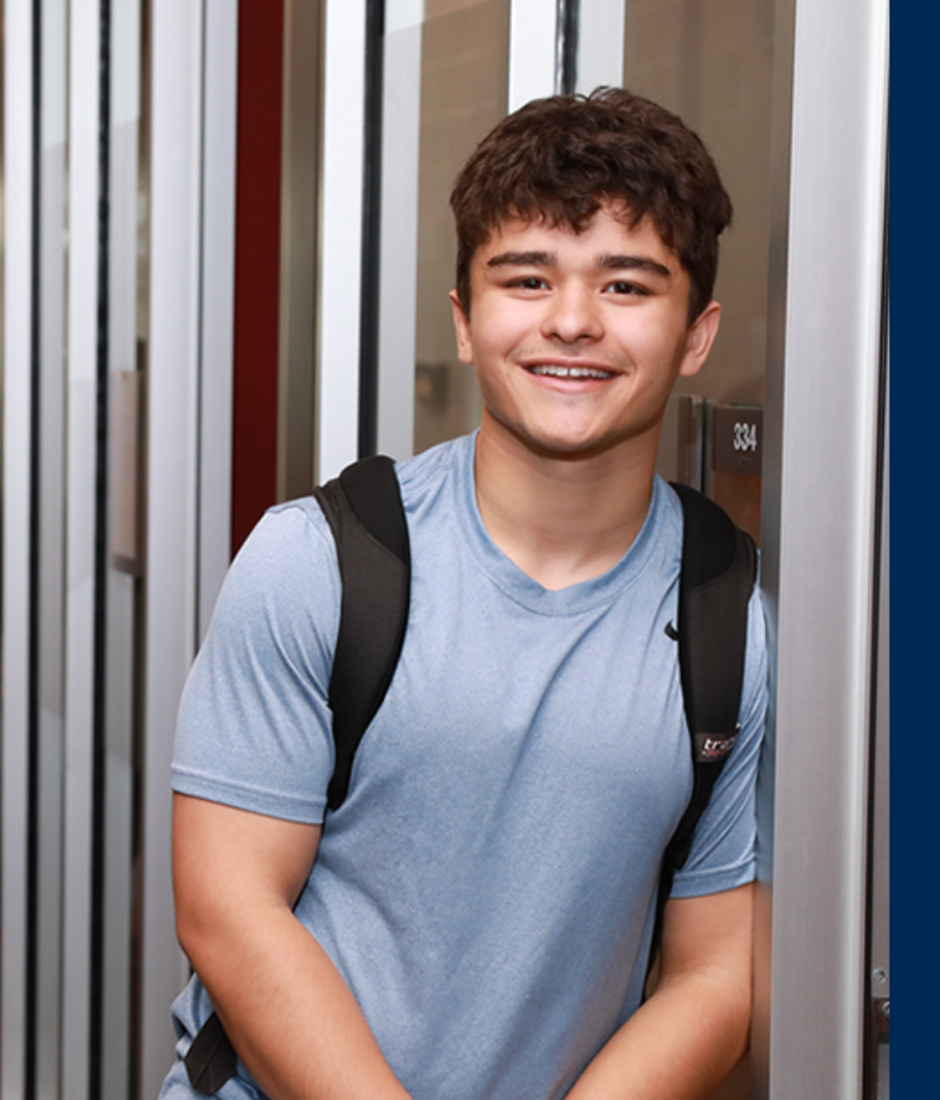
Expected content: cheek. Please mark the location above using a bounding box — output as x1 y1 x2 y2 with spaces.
624 315 690 375
472 344 524 414
472 355 509 401
474 298 536 355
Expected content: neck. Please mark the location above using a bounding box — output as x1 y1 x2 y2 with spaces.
474 412 660 590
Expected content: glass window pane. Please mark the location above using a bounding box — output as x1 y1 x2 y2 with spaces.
624 0 775 542
413 0 510 455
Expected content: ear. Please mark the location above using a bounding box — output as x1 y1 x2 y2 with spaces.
678 300 722 379
449 289 474 365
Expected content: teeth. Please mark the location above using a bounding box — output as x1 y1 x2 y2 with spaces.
530 365 612 379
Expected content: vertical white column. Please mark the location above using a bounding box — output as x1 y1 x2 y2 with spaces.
0 3 34 1094
59 2 102 1096
575 0 625 94
376 5 423 462
756 0 889 1096
141 0 205 1095
317 0 368 482
198 0 240 640
508 0 557 111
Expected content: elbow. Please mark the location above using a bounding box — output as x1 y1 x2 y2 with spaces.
658 960 754 1072
173 888 213 972
710 965 754 1071
172 870 241 977
727 987 753 1067
172 879 293 984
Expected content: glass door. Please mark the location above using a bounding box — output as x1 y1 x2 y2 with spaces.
358 4 889 1100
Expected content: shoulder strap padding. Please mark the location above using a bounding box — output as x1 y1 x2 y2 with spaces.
646 484 757 984
673 481 757 772
313 455 411 811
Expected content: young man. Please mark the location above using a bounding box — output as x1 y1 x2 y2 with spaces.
161 88 767 1100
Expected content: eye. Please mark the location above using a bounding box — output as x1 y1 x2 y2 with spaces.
604 280 647 296
509 275 548 291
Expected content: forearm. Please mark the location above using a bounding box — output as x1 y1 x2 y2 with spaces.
567 885 754 1100
183 900 412 1100
566 966 750 1100
173 795 411 1100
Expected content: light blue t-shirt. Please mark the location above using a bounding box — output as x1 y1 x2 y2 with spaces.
164 432 767 1100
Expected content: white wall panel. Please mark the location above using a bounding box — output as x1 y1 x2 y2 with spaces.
376 20 422 461
1 4 35 1094
576 0 625 94
198 0 240 641
508 0 556 110
142 1 206 1094
317 0 368 481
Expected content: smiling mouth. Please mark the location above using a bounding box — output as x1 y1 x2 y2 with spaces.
528 364 614 380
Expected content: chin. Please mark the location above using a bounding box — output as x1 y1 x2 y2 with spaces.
484 407 641 460
517 427 627 461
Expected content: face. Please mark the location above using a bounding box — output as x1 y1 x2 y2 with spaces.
449 205 721 462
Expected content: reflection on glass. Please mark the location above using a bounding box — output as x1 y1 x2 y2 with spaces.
625 0 774 544
99 1 147 1095
413 0 510 456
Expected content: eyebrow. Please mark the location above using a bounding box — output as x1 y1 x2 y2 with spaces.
486 250 672 280
486 250 557 269
599 253 672 280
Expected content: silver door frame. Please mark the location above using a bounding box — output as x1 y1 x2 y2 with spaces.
1 1 36 1090
755 1 889 1097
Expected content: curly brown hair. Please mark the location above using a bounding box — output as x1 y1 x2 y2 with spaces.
449 87 732 323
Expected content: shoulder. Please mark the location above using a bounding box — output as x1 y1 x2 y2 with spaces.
202 497 343 683
173 497 342 822
393 433 473 515
224 498 340 614
240 494 338 566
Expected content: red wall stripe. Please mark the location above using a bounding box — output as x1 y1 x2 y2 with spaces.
231 0 284 558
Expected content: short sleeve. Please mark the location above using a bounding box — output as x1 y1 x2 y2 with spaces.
171 499 341 824
670 578 769 897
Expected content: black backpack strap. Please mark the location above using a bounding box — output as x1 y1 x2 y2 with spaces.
185 455 410 1094
184 1010 237 1096
313 454 411 810
646 483 757 984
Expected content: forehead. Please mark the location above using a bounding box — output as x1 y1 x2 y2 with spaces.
472 204 682 273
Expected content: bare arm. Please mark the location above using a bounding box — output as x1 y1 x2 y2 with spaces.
172 793 412 1100
566 883 754 1100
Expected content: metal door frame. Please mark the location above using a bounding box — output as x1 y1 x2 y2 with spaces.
755 1 889 1098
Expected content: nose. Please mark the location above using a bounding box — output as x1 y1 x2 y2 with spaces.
541 282 604 344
